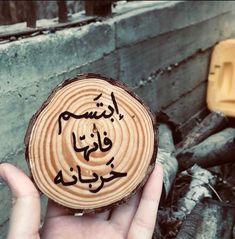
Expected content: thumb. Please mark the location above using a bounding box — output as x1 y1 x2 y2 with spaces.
0 163 41 239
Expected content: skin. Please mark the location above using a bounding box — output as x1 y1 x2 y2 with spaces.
0 163 163 239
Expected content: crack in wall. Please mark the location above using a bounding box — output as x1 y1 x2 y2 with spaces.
134 46 213 90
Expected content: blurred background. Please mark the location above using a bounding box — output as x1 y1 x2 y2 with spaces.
0 1 83 25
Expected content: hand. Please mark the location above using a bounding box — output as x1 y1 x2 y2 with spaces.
0 163 163 239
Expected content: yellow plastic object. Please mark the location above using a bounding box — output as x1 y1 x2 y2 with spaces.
207 39 235 117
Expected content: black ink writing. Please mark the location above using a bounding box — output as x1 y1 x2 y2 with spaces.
54 91 126 193
72 130 112 161
58 92 124 135
54 164 127 193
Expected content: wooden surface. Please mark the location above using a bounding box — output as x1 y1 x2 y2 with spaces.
25 73 157 212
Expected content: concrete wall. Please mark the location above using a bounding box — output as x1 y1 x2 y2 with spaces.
1 1 235 237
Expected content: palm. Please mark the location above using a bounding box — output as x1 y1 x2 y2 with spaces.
41 196 138 239
0 163 163 239
42 214 122 239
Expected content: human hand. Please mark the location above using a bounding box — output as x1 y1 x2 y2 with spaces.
0 163 163 239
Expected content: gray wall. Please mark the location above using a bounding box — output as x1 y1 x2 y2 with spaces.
1 1 235 237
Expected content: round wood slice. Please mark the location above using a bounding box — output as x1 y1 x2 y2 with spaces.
25 73 158 213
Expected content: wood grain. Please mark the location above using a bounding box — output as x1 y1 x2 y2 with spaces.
25 73 157 212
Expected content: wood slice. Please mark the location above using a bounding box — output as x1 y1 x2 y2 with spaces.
25 73 157 213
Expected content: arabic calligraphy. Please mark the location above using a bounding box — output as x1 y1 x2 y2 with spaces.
58 92 124 135
54 165 127 193
54 91 127 193
72 129 113 161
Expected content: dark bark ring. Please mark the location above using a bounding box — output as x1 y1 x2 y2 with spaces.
25 73 157 213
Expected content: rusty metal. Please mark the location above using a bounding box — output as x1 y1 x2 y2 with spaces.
57 0 68 23
26 1 37 28
0 0 116 42
85 1 113 17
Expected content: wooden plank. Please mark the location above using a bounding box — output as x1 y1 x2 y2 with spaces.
196 200 235 239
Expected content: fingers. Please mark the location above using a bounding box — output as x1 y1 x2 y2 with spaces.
0 163 40 239
110 192 141 236
128 164 163 239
